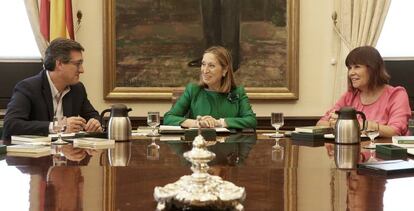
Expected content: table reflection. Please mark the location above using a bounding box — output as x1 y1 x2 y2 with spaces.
3 145 91 211
166 133 256 167
272 138 285 163
325 142 388 211
46 166 84 210
6 144 92 166
347 170 386 211
147 137 160 160
1 135 410 210
108 141 132 166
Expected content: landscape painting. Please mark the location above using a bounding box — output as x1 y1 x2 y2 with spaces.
104 0 299 100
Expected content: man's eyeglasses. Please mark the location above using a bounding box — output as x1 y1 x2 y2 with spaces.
68 60 83 69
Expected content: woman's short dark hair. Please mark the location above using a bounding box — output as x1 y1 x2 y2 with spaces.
198 46 236 93
43 38 84 71
345 46 390 91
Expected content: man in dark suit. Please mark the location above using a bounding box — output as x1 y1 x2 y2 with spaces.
3 38 102 140
188 0 241 71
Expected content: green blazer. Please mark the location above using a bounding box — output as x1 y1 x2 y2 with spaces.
163 83 257 129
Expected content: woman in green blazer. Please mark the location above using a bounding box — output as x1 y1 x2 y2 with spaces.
164 46 257 129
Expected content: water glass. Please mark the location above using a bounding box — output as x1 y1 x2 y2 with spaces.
52 153 67 166
147 112 160 136
272 139 284 163
147 137 160 160
52 116 68 145
366 149 378 163
364 121 379 149
271 112 284 137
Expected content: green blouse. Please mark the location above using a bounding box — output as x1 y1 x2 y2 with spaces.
163 83 257 129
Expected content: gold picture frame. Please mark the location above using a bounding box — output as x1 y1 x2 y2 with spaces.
103 0 299 100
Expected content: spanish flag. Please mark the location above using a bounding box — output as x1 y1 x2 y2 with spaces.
40 0 74 41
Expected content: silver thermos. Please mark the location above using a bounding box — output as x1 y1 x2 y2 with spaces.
334 107 366 144
100 104 132 141
108 142 132 166
334 144 360 169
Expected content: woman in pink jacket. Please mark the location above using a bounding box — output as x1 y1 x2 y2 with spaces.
317 46 411 137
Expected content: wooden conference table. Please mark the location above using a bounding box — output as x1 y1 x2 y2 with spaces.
0 132 414 211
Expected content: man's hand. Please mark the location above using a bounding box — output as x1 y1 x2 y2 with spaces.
61 145 87 161
66 116 86 132
84 118 103 132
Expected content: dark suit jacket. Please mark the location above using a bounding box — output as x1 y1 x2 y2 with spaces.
3 70 100 139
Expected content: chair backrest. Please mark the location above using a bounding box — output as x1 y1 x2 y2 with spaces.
171 88 185 105
409 112 414 135
171 88 193 118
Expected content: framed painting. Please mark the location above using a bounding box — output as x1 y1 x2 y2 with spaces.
103 0 299 100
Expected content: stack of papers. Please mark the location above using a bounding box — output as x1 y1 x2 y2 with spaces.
262 133 284 138
160 135 182 141
49 132 78 139
134 127 153 136
294 126 332 134
7 144 51 158
324 134 368 139
392 136 414 155
200 127 230 133
407 149 414 156
159 125 185 134
159 125 230 134
73 137 115 149
392 136 414 146
11 135 51 145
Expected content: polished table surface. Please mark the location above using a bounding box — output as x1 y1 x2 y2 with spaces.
1 133 414 211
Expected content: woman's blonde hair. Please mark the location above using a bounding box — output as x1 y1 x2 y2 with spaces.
198 46 236 93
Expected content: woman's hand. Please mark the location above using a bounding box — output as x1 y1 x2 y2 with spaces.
328 112 338 128
325 143 335 159
180 116 223 128
199 116 219 128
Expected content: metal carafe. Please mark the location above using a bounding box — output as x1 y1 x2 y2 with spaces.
100 104 132 141
334 107 366 144
108 142 132 166
334 144 360 169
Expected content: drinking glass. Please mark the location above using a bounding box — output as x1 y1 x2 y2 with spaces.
147 112 161 137
52 116 68 145
366 149 378 163
364 122 379 149
52 144 64 156
147 137 160 160
52 151 67 166
271 112 284 137
272 139 284 162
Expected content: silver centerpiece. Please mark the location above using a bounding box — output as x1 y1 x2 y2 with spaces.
154 124 246 210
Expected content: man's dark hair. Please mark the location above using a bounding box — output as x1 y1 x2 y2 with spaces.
43 38 84 71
